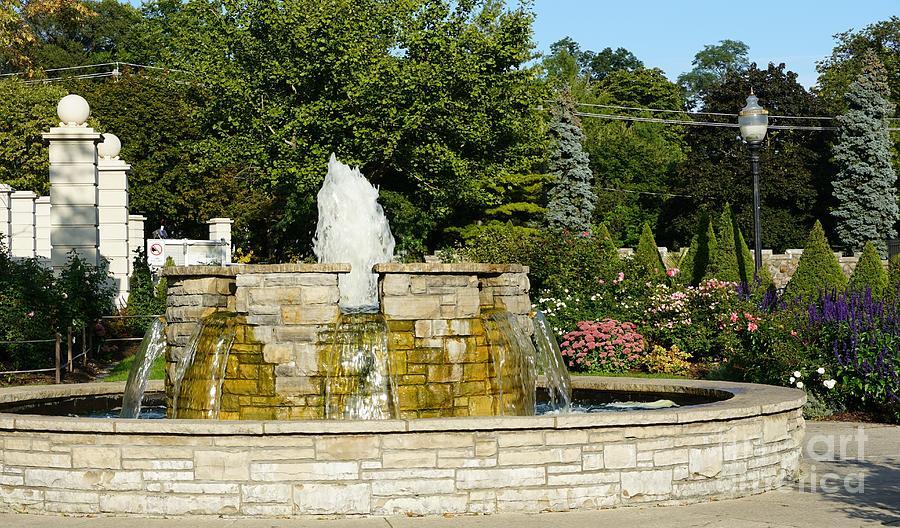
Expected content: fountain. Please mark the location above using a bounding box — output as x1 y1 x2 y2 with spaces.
0 154 805 517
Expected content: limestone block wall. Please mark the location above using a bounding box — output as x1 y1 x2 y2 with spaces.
0 378 805 517
162 263 536 420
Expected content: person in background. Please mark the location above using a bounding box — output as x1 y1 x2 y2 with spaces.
152 220 169 239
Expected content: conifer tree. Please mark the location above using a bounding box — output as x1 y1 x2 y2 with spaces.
831 52 898 255
710 204 740 282
784 221 848 301
678 235 697 285
698 219 719 283
632 222 664 280
544 90 595 232
594 223 620 279
849 241 888 296
889 253 900 299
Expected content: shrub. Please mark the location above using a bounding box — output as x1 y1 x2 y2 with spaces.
126 248 168 332
643 345 692 376
631 223 664 282
784 221 847 301
56 251 116 332
711 205 741 283
558 319 645 373
849 241 888 297
691 217 718 285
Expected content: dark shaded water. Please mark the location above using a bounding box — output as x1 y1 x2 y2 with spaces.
0 389 727 419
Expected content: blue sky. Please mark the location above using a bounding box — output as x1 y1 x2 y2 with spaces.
531 0 897 88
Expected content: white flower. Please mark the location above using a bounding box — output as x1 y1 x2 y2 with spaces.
823 379 837 390
793 371 802 378
795 381 804 389
789 376 796 384
564 289 569 293
817 367 826 375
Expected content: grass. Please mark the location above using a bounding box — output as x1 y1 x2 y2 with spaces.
103 353 167 382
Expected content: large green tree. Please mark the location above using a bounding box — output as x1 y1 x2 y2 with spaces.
148 0 546 259
678 39 750 109
831 54 898 255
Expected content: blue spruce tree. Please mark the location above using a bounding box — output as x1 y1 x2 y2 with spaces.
544 91 595 233
832 52 898 255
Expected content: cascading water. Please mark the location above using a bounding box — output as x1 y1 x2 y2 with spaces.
324 313 398 420
169 312 238 419
483 311 536 416
313 154 395 312
119 318 167 418
532 310 573 412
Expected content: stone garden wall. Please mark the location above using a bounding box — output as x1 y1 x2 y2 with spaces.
0 378 805 516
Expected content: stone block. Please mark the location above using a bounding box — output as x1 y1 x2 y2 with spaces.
689 446 723 478
381 274 411 296
371 478 455 496
251 461 358 481
382 451 437 468
262 343 293 364
498 447 581 466
456 467 545 489
194 450 251 480
382 296 442 320
293 483 371 514
374 495 468 515
316 436 380 460
282 304 340 324
620 469 673 497
72 447 121 469
241 483 292 503
603 444 637 469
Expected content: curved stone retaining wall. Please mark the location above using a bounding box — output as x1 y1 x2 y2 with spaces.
0 378 804 517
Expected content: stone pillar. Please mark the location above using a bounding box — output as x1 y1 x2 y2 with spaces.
97 133 131 305
208 217 233 264
42 94 102 272
0 184 11 248
34 196 51 260
128 214 146 271
9 191 36 259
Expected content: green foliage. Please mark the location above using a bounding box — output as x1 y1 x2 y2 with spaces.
149 0 547 259
831 53 898 255
631 223 663 281
0 79 66 194
692 218 718 284
125 248 167 332
784 221 847 301
56 251 116 331
848 241 888 296
103 350 166 382
643 345 691 376
890 253 900 296
710 204 740 282
677 39 749 109
541 37 643 86
544 91 594 232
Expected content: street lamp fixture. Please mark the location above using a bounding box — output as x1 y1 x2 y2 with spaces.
739 92 769 282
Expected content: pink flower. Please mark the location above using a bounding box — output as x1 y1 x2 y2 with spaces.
666 268 679 277
617 272 625 282
27 311 35 318
790 330 797 337
730 312 738 323
748 322 758 332
598 278 605 284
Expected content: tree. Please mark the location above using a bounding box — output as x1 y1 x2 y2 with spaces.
662 63 832 252
544 90 594 233
585 47 643 82
584 67 687 245
710 204 740 282
678 39 750 109
0 79 66 194
849 241 888 296
784 221 847 301
150 0 547 259
831 53 898 255
631 222 664 280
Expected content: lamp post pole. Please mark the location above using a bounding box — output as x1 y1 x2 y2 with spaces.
749 141 763 278
738 92 769 284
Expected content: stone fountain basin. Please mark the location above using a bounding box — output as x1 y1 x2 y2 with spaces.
0 377 804 517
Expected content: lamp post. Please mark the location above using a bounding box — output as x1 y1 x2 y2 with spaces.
739 92 769 282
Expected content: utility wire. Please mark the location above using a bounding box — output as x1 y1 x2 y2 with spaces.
574 111 900 132
573 102 839 121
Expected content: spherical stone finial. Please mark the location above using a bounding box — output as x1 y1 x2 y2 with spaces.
98 133 122 159
57 94 90 126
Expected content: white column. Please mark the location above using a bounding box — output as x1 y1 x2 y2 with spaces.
34 196 51 260
42 94 102 272
9 191 36 259
208 217 233 264
128 214 146 268
0 184 11 248
97 133 131 305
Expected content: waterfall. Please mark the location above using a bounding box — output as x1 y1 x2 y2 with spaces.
532 310 573 412
324 313 398 419
313 154 395 312
119 318 167 418
484 312 536 416
170 312 237 419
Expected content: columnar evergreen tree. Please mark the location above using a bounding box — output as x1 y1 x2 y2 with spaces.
831 53 898 255
684 215 717 285
784 221 848 301
710 204 741 282
849 241 888 296
631 222 664 280
544 91 595 233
